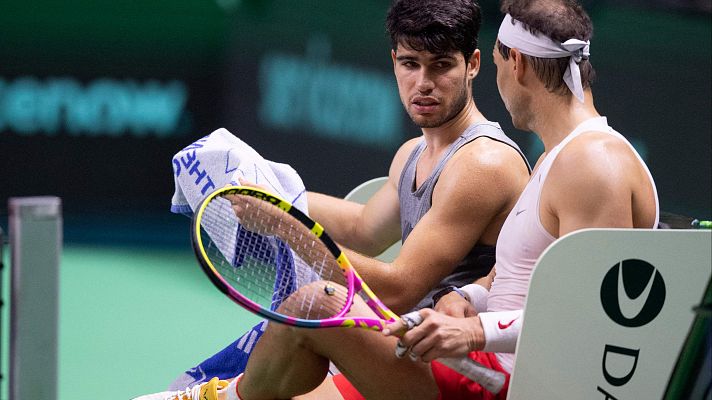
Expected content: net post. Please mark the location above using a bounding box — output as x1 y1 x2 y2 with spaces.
9 197 62 400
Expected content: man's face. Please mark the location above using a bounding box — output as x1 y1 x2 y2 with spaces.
392 44 472 129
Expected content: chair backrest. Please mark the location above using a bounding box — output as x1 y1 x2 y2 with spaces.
507 229 711 399
343 177 401 262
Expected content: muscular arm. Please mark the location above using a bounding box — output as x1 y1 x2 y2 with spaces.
306 189 400 257
540 132 654 237
355 139 529 314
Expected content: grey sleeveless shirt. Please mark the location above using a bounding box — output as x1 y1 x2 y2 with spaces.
398 121 531 310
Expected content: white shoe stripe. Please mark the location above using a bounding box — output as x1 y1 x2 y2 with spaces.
243 330 258 354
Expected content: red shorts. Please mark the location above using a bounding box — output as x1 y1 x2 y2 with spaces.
332 373 365 400
332 351 510 400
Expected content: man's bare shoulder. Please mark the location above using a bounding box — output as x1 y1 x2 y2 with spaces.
436 136 530 209
553 130 641 180
446 136 528 178
542 130 657 233
395 137 423 158
545 130 645 205
389 137 423 179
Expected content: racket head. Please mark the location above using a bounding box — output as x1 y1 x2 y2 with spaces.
192 185 366 328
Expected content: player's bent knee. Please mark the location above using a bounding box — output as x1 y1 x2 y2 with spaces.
275 280 350 320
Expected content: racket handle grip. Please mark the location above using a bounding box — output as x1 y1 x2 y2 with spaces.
400 311 506 393
436 356 506 394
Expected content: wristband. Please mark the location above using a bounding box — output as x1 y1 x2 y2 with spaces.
478 310 523 353
459 283 489 312
431 285 467 307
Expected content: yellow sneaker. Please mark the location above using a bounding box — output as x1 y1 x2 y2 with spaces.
133 377 231 400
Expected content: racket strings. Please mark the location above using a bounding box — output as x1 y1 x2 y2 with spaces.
202 194 350 321
250 202 350 320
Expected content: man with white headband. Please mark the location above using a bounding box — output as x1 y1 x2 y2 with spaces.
497 13 590 103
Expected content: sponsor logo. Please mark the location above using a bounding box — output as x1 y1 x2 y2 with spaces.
0 76 188 137
597 259 666 395
497 319 517 330
258 36 403 147
600 259 666 327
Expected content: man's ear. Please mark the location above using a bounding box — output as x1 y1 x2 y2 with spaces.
391 49 397 68
467 49 481 80
509 48 527 83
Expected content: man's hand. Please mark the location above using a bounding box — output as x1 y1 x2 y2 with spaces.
435 292 476 318
383 309 486 362
225 178 282 235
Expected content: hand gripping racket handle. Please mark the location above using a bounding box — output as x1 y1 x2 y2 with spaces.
401 312 506 394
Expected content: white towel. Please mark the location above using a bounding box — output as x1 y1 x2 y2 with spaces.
170 127 308 216
171 128 314 311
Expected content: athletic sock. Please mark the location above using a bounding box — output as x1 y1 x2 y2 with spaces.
226 373 244 400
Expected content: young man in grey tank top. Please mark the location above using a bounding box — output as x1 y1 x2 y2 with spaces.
229 0 530 398
227 0 530 397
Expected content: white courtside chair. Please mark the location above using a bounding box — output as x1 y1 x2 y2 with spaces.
507 229 711 399
343 177 401 262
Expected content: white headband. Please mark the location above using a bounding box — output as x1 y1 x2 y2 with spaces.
497 14 590 103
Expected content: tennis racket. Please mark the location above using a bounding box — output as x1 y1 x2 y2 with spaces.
191 185 506 394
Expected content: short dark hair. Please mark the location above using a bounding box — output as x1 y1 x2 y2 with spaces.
498 0 596 96
386 0 482 61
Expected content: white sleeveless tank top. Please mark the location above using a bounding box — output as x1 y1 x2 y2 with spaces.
487 117 659 371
